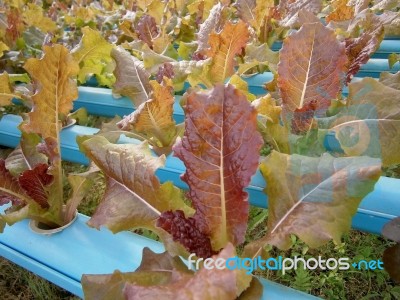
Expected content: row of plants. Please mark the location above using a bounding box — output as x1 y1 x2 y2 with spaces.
1 0 400 299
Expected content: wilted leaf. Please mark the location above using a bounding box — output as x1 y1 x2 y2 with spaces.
80 137 192 232
91 116 122 144
72 27 114 86
245 151 381 253
67 107 88 126
174 84 263 250
147 0 167 24
383 13 400 37
206 21 249 84
278 22 347 114
117 80 177 152
112 46 151 107
141 43 176 73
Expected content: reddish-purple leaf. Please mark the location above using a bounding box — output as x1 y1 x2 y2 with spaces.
157 210 215 258
135 15 159 49
0 160 25 206
173 84 263 250
291 100 318 134
156 62 175 83
278 22 347 114
19 164 53 209
234 0 256 25
345 21 384 84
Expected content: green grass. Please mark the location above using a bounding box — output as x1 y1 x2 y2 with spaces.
244 206 400 300
0 258 79 300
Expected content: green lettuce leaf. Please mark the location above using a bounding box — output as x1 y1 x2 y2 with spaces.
72 26 114 87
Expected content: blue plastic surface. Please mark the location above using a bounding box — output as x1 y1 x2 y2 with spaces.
0 114 398 235
74 86 185 123
71 75 372 123
271 39 400 59
0 205 318 299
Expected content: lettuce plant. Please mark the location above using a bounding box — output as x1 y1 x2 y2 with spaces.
0 44 94 231
0 0 397 298
76 1 400 298
79 81 382 299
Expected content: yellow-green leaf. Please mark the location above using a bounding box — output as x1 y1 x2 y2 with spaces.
228 74 256 101
22 4 57 33
0 41 9 57
0 72 17 106
117 80 177 152
72 27 114 86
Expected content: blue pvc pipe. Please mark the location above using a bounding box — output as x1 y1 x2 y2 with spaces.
74 86 185 123
73 74 365 122
271 39 400 59
0 206 318 299
0 114 398 235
